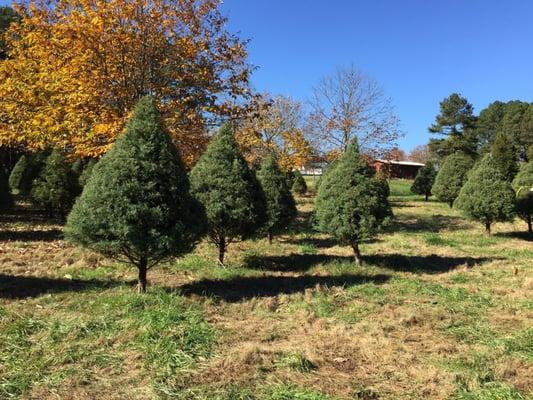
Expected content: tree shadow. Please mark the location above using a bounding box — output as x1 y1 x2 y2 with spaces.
245 253 496 275
179 273 391 302
0 274 120 299
245 253 338 272
0 229 63 242
365 254 497 274
494 231 533 241
281 237 338 249
388 214 470 233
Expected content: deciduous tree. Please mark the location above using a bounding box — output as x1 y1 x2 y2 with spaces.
0 0 253 165
65 97 206 292
308 65 401 157
315 139 392 265
190 125 266 264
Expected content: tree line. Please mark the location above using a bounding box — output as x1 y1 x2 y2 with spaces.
410 93 533 234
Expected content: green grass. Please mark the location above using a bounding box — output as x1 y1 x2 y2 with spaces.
1 178 532 399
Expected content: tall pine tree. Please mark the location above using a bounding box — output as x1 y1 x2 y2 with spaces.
257 156 297 244
455 154 515 234
190 125 266 264
512 161 533 234
315 139 392 265
66 97 206 292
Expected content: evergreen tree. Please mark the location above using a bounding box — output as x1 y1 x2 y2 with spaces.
66 97 206 292
455 154 515 234
78 159 97 187
31 149 80 216
315 139 392 265
432 153 474 207
0 165 13 211
9 151 49 195
512 161 533 234
291 170 307 195
411 161 437 201
190 125 266 265
491 132 518 181
257 156 297 244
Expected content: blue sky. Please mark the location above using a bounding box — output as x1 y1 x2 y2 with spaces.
2 1 533 152
220 0 533 151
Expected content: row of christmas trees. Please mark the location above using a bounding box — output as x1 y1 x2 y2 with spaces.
411 152 533 234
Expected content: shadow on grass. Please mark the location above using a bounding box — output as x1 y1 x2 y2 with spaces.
494 231 533 241
388 214 470 233
0 229 63 242
0 274 120 299
245 253 496 274
179 273 391 301
365 254 496 274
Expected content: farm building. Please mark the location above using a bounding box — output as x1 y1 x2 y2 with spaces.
370 159 425 179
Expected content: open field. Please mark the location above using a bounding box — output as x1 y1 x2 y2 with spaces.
1 180 532 400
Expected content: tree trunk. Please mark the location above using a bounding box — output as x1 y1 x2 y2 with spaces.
267 230 273 245
138 257 148 293
425 192 429 202
528 217 532 234
485 222 491 235
351 242 362 266
218 236 226 265
449 201 453 208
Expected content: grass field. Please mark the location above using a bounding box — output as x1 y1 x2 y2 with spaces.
1 179 532 400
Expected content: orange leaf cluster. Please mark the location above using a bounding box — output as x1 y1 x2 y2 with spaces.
0 0 252 165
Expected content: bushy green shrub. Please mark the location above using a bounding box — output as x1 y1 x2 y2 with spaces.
31 149 80 216
291 170 307 195
455 154 516 234
257 156 297 243
315 139 392 265
190 125 266 265
66 97 206 292
512 161 533 233
78 159 97 187
432 153 474 207
411 161 437 201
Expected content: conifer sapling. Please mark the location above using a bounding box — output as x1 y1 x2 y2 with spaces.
65 97 206 292
257 155 297 244
411 161 437 201
291 170 307 195
432 153 474 207
190 125 266 264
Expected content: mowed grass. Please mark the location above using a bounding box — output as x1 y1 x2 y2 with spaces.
0 181 532 399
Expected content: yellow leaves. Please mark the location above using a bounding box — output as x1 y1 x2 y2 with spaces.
0 0 252 166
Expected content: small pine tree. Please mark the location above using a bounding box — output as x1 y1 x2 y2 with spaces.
78 159 97 187
0 165 14 211
455 154 515 234
432 153 474 207
71 159 84 177
491 132 518 181
31 149 81 216
315 139 392 265
411 162 437 201
291 170 307 195
190 125 266 265
65 97 206 292
512 161 533 234
257 156 297 244
9 151 49 195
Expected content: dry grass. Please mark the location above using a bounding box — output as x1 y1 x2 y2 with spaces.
0 180 532 400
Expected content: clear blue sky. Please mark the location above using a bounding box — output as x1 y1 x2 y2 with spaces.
2 1 533 152
220 0 533 152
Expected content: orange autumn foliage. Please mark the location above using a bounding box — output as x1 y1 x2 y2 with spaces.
236 94 311 171
0 0 253 165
